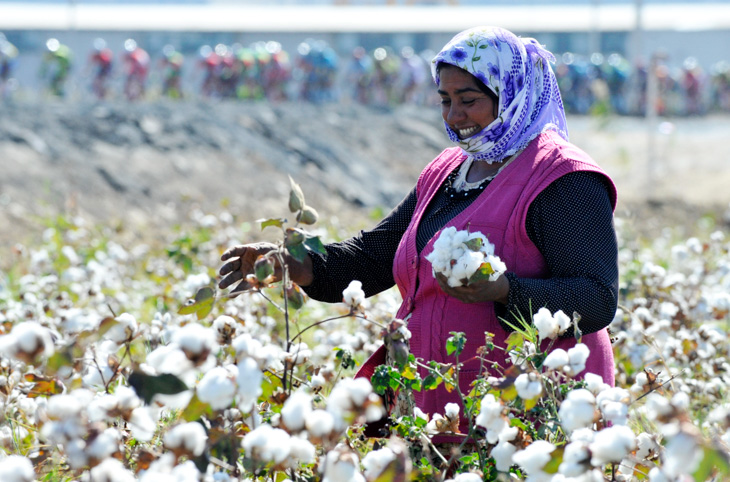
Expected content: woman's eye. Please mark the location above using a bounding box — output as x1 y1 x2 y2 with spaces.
462 99 476 105
440 99 451 105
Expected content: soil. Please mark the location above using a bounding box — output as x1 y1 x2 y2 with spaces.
2 99 730 254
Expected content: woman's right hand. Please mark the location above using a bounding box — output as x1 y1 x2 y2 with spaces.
218 242 313 296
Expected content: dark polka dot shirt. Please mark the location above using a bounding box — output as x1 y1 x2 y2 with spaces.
302 169 618 338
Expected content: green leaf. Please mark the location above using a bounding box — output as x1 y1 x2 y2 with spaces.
473 56 481 61
128 371 189 405
257 217 286 230
446 332 466 357
505 331 525 352
181 392 213 421
467 261 496 285
542 447 563 474
287 243 308 263
371 365 394 395
285 284 305 311
693 446 730 481
479 44 487 49
464 237 483 251
303 235 327 256
423 374 442 391
178 287 215 320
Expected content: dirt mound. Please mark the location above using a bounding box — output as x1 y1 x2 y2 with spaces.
2 100 729 249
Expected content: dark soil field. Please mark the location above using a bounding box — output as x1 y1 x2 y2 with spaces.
2 100 730 253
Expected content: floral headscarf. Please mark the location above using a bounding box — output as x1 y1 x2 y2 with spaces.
432 26 568 164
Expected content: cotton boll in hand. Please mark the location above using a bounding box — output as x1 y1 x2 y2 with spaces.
426 228 506 287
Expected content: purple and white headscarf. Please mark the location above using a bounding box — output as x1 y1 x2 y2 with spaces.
432 26 569 164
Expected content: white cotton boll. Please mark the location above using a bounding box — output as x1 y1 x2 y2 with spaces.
105 313 139 344
342 280 366 309
584 373 609 395
663 431 703 477
559 389 596 434
281 390 313 433
47 392 84 420
322 448 364 482
635 433 660 460
361 447 396 481
671 391 690 411
648 467 671 482
285 342 312 365
183 272 211 294
172 323 216 360
533 307 559 341
242 424 292 464
589 425 636 466
543 349 569 371
445 473 482 482
559 440 591 477
0 455 35 482
197 366 236 410
164 422 208 457
566 343 591 375
212 315 239 344
2 322 55 360
600 401 629 426
444 402 460 420
171 461 201 482
515 373 543 399
89 458 136 482
305 409 335 438
87 427 121 462
310 374 326 389
288 436 316 465
414 407 429 423
596 388 631 425
129 407 157 442
144 344 194 376
512 440 555 475
236 357 263 413
554 310 572 335
491 440 517 472
232 333 264 361
451 250 484 283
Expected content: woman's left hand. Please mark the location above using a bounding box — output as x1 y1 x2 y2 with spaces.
434 273 510 305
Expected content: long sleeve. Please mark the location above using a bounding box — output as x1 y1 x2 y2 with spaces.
495 171 619 337
301 188 417 302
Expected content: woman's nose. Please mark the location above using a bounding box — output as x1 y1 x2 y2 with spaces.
446 104 465 123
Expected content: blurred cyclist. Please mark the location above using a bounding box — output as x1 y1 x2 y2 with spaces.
0 33 19 100
160 44 184 99
88 38 113 100
122 39 150 101
40 38 72 97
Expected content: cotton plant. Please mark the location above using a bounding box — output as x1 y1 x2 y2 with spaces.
425 226 507 287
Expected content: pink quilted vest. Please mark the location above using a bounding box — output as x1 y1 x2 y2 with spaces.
357 131 617 433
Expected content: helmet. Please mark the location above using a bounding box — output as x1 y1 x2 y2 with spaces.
46 38 60 53
93 38 106 52
124 38 137 53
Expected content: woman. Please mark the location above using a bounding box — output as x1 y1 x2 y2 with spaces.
219 26 618 432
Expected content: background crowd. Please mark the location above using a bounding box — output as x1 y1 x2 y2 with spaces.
2 32 730 117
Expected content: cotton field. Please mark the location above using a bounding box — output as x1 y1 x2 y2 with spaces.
1 202 730 482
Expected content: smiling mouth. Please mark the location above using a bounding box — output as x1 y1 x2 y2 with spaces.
457 126 479 139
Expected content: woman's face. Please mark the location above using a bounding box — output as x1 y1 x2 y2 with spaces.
437 64 497 139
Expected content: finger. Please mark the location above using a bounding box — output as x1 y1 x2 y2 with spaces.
230 279 252 296
218 258 240 276
218 270 244 290
221 245 248 261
